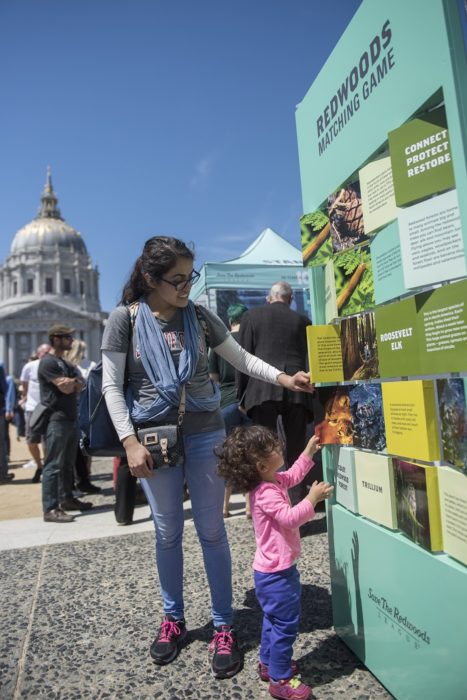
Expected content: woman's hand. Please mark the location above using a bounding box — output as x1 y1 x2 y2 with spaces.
278 371 315 393
122 435 153 478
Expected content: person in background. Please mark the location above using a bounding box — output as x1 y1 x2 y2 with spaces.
237 282 314 506
217 426 332 700
0 361 13 483
65 339 96 380
12 376 26 442
209 302 251 518
20 344 51 483
64 339 101 494
4 373 17 461
39 324 92 522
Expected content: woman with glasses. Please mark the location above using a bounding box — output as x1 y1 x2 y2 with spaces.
101 236 313 679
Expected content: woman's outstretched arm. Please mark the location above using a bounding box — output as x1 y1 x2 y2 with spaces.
213 335 314 393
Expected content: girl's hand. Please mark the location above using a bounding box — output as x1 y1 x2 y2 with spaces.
122 435 153 478
278 371 315 393
304 435 321 457
307 480 334 506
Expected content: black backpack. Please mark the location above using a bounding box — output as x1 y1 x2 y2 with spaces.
79 303 209 456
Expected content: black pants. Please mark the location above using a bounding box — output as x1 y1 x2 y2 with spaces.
114 456 137 523
249 400 310 506
42 418 77 512
75 445 89 486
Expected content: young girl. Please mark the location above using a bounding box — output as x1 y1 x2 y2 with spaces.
217 425 333 699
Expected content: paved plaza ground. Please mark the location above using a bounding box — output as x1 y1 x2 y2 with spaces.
0 432 393 699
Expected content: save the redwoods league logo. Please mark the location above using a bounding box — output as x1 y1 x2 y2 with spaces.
368 588 431 645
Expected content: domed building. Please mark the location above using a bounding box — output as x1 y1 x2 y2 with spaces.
0 169 106 376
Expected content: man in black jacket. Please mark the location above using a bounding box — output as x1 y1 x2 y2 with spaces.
237 282 314 502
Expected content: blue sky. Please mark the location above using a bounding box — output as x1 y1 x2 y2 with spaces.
0 0 361 312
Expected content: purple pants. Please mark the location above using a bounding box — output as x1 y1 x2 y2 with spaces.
254 564 301 681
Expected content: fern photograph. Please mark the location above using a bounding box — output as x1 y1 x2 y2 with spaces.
333 245 375 317
300 209 332 268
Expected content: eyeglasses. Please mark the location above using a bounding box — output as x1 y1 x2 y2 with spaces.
54 334 73 340
158 270 201 291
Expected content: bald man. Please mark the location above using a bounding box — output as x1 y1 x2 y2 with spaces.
237 282 314 503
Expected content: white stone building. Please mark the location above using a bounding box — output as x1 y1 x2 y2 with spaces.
0 169 106 376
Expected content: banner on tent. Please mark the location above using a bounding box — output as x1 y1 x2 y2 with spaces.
199 264 309 290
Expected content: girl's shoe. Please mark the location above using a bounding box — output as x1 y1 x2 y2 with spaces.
258 660 299 682
269 676 313 700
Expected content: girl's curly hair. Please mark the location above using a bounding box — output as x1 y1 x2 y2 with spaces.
216 425 282 492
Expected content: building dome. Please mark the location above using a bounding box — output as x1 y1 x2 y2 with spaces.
0 167 105 377
11 218 87 255
10 168 87 255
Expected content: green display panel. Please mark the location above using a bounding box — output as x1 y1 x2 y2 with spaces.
296 2 467 699
376 280 467 377
326 502 467 700
416 280 467 374
296 0 467 254
376 296 419 377
388 107 455 207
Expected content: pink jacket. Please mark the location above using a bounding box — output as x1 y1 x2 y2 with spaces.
250 454 315 573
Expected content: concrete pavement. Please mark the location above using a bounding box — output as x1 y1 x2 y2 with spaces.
0 444 393 699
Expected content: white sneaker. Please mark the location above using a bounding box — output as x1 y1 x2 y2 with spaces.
22 459 37 469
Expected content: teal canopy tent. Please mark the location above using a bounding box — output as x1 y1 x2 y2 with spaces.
190 228 311 321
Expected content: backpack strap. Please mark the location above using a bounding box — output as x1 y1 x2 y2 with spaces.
128 301 139 330
194 303 210 348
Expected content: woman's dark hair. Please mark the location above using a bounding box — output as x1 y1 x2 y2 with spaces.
216 425 282 493
120 236 194 305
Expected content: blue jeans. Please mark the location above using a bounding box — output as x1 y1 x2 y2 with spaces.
140 429 232 627
254 565 301 681
42 418 78 512
221 401 251 435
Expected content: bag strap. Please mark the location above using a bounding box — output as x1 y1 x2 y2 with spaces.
128 301 139 330
194 303 210 348
177 385 186 425
174 304 208 427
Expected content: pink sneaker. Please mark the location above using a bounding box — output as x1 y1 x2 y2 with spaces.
258 660 299 681
269 675 313 700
